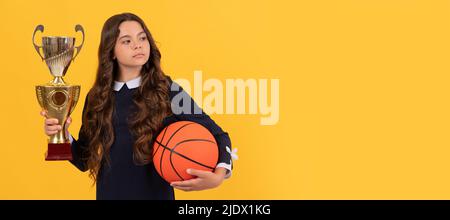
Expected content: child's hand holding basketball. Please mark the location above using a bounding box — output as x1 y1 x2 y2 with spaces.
170 167 227 191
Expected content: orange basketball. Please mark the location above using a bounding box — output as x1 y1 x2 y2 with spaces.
152 121 219 183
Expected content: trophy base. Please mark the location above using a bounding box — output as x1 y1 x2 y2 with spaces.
45 143 73 161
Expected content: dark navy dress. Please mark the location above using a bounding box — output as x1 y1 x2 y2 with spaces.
69 77 232 200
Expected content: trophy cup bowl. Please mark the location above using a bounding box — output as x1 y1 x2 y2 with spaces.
33 25 84 160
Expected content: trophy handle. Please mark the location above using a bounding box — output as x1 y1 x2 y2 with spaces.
69 86 80 115
72 24 85 61
32 25 45 61
35 86 45 109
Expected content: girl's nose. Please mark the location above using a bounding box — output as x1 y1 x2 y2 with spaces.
134 43 142 50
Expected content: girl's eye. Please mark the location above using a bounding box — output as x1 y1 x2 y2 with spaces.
140 36 147 41
122 40 131 44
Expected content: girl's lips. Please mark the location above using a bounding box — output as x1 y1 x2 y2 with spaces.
133 53 145 58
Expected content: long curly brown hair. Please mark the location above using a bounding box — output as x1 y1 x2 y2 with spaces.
82 13 171 182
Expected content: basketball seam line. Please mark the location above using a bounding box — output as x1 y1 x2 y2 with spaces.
156 126 169 180
158 122 195 181
155 139 217 170
155 139 216 181
168 139 218 180
153 126 168 158
156 139 216 169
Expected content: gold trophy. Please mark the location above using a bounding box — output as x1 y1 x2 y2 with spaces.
33 24 84 160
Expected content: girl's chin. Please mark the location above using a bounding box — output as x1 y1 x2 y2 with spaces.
127 60 148 66
135 61 147 66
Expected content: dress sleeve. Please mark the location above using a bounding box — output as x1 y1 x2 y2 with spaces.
69 94 90 172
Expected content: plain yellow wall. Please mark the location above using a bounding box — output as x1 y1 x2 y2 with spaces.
1 0 450 199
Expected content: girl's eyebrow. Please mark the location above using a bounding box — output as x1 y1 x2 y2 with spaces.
118 31 145 40
118 35 131 40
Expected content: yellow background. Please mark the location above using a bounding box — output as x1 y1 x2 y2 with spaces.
1 0 450 199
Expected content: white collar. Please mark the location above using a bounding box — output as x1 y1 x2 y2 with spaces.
113 76 142 91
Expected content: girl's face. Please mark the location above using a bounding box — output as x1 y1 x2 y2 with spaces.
114 21 151 69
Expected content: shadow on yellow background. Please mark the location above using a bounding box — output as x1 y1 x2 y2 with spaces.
1 0 450 199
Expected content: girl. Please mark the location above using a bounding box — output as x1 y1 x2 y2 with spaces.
40 13 233 200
